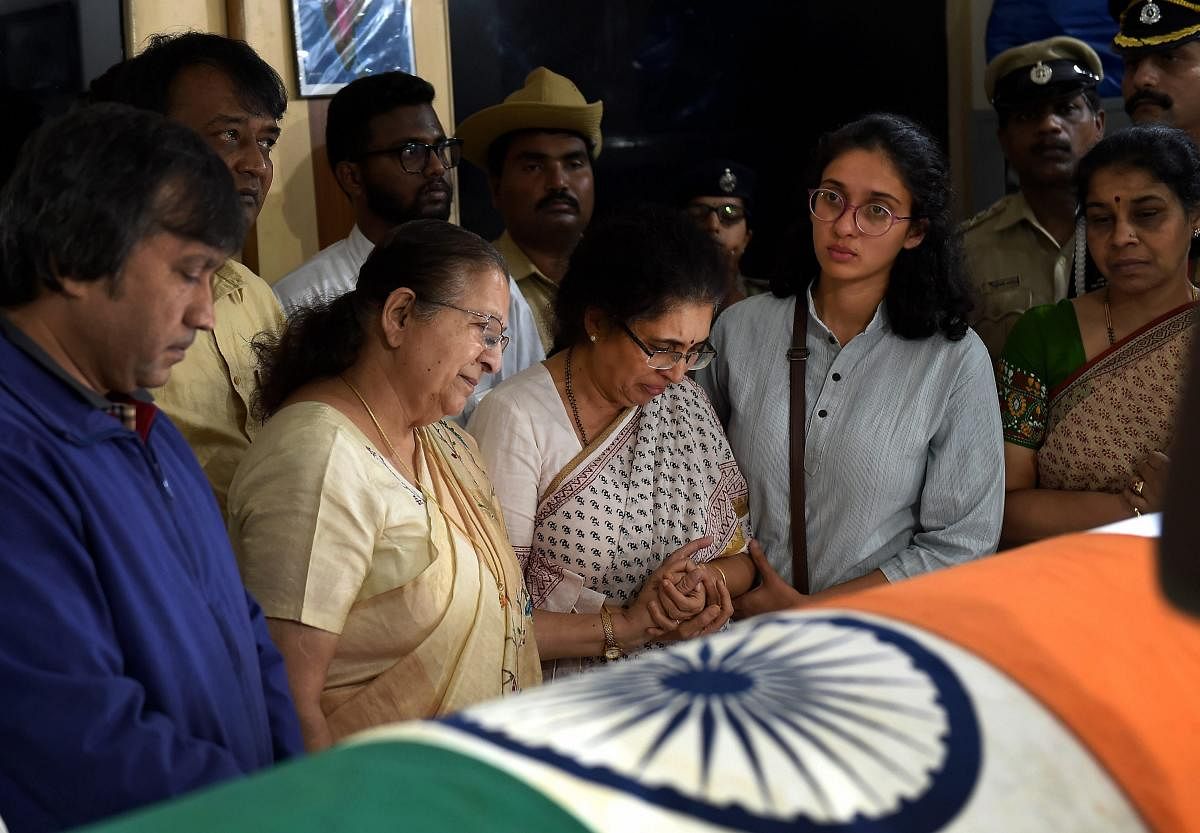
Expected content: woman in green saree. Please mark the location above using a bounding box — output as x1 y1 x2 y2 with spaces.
998 125 1200 545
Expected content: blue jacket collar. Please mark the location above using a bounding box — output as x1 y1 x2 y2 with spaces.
0 315 151 445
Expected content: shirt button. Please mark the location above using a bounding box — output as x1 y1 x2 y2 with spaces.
818 409 828 418
832 373 842 381
232 375 242 387
827 335 837 345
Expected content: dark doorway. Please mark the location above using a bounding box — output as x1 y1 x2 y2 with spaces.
449 2 949 284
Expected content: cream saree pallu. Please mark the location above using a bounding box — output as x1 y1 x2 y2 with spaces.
524 380 752 675
322 422 540 739
1037 304 1196 492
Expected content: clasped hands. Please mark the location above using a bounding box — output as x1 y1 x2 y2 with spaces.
618 536 733 645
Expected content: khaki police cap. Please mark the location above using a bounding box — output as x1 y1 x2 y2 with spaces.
984 36 1103 111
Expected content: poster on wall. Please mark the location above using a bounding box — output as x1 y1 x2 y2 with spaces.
291 0 415 97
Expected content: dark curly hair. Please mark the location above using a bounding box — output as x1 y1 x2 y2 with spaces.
253 219 506 418
772 113 972 342
552 204 725 354
1075 124 1200 213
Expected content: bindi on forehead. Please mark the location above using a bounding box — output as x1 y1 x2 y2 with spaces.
1115 195 1121 204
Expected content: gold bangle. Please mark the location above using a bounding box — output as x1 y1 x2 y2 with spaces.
713 564 728 586
598 605 624 660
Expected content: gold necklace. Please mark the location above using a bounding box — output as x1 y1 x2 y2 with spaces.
341 377 510 609
339 375 418 484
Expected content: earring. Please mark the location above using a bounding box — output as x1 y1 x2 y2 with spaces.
589 333 598 342
1193 228 1200 239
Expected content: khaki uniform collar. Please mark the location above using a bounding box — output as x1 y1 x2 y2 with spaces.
994 192 1062 248
494 231 552 286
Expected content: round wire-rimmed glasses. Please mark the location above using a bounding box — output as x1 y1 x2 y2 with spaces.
422 299 510 353
808 188 913 237
618 321 716 371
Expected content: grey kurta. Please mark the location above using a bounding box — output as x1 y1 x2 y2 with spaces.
697 291 1004 591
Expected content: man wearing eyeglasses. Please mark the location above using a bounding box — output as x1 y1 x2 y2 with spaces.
273 72 544 424
962 36 1105 358
678 158 766 310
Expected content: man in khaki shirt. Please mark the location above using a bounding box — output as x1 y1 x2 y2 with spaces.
457 68 602 353
90 33 287 512
963 37 1105 357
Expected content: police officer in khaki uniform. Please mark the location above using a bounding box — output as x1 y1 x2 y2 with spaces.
1113 0 1200 278
1114 0 1200 146
963 37 1105 358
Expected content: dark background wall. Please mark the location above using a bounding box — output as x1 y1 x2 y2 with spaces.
449 1 949 283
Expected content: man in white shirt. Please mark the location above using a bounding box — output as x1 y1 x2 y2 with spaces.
273 72 543 423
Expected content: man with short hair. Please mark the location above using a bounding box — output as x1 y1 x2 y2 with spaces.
272 71 543 423
962 36 1105 357
678 159 764 309
89 32 289 513
457 68 602 353
1114 0 1200 145
0 103 301 833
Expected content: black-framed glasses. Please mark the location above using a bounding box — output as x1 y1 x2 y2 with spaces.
423 299 510 353
361 138 463 174
618 321 716 371
808 188 913 237
686 202 746 227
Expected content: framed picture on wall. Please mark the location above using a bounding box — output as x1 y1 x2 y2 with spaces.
290 0 415 97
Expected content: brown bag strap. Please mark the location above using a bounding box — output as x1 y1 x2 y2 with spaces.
787 295 810 593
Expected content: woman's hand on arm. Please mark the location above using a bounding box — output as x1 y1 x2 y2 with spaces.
1000 443 1139 547
732 539 805 618
265 618 339 753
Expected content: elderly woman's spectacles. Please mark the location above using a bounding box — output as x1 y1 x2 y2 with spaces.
618 321 716 371
808 188 913 237
361 138 463 174
423 299 510 352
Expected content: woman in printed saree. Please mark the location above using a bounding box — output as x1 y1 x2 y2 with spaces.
226 221 541 750
998 125 1200 545
469 206 749 677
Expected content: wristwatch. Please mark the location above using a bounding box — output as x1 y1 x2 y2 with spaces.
599 605 624 660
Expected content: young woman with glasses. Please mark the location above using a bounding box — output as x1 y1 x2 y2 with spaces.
699 113 1004 614
469 205 748 678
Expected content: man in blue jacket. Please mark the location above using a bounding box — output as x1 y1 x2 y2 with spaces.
0 103 303 833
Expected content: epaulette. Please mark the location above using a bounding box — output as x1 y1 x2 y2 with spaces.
960 197 1009 233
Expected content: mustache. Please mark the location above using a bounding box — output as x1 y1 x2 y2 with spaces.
536 190 579 212
1126 89 1173 116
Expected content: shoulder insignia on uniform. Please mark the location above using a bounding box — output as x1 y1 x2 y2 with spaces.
960 198 1008 233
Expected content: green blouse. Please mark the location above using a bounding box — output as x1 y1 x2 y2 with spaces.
996 299 1087 450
